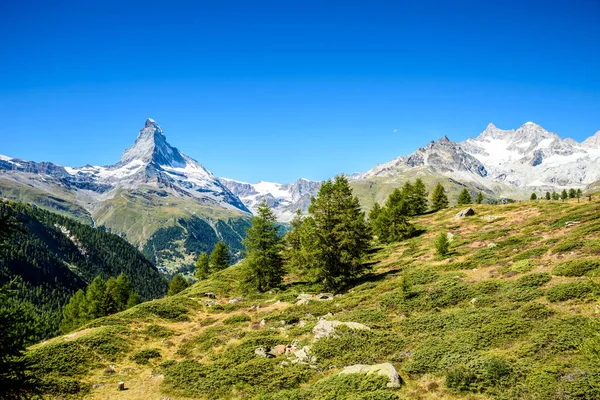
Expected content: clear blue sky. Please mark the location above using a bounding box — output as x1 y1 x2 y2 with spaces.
1 0 599 183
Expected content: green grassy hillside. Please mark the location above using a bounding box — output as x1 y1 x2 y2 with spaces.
24 197 600 399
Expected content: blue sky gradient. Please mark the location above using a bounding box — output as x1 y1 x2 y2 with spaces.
1 0 599 182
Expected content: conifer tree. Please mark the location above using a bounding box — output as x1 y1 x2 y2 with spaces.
561 189 568 201
368 202 382 223
242 201 284 292
283 210 304 271
85 276 109 319
431 183 449 211
434 232 450 257
457 188 472 205
530 192 537 200
296 176 371 291
568 188 576 198
168 274 190 296
545 191 551 200
60 289 86 333
379 188 414 242
411 178 429 215
552 191 559 200
0 284 35 395
476 192 484 204
210 242 230 271
576 188 582 202
61 274 141 333
194 252 210 280
400 181 414 202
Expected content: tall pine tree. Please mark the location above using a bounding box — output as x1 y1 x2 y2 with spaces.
476 192 484 204
430 183 449 210
242 201 284 292
210 242 230 271
194 252 210 280
411 178 429 215
295 176 371 291
457 188 472 205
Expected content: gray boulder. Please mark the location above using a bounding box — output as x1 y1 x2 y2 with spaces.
313 319 370 340
339 363 401 388
455 207 475 219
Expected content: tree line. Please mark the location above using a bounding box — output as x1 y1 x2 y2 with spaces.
60 274 140 332
531 188 583 201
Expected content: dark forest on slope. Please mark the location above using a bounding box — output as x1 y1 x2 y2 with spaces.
0 200 167 341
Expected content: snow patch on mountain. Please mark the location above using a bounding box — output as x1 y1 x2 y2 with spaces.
220 177 321 222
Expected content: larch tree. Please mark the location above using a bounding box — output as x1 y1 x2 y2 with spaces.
242 201 285 292
295 176 371 291
431 183 449 211
476 192 484 204
194 252 210 280
411 178 429 215
457 188 472 205
210 242 230 271
168 274 190 296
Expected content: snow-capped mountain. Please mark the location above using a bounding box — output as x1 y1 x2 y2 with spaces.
462 122 600 188
354 135 488 181
582 131 600 149
0 119 254 272
351 122 600 203
0 119 249 213
220 178 321 222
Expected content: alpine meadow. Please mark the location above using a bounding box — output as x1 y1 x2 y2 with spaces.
1 2 600 400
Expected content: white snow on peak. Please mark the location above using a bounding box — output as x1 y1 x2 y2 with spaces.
0 154 13 162
253 181 293 200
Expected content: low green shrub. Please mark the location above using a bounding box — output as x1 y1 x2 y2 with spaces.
446 355 515 394
513 247 547 261
552 239 583 253
515 273 552 288
223 314 252 325
131 348 161 365
27 326 129 377
254 373 399 400
142 324 174 338
404 334 480 374
546 282 594 302
125 300 189 321
552 259 600 277
311 326 405 367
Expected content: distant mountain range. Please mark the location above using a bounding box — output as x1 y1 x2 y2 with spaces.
1 119 599 272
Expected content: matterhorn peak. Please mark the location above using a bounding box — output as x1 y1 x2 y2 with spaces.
145 118 160 129
119 119 184 167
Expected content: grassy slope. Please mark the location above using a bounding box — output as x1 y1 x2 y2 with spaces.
27 197 600 399
0 177 93 224
92 188 249 246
